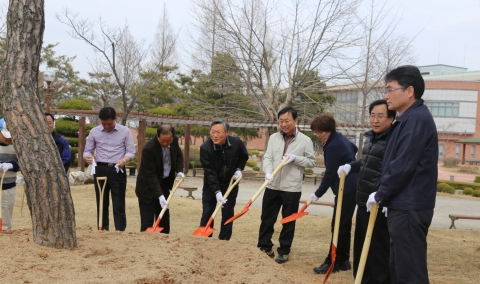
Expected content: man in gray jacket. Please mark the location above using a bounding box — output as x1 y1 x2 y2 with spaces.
258 107 316 264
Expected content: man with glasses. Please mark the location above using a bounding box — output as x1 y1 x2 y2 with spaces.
199 119 249 240
337 99 395 283
135 124 184 234
367 65 438 283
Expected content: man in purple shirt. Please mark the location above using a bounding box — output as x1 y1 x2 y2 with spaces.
84 107 136 231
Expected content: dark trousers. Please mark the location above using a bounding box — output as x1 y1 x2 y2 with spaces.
257 188 302 255
388 209 433 284
138 178 172 234
353 206 391 284
200 184 238 240
324 193 356 264
94 165 127 231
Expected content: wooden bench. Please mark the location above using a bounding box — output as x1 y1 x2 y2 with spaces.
449 214 480 229
178 185 198 199
299 199 334 207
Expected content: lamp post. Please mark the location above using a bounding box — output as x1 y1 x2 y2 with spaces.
43 70 56 112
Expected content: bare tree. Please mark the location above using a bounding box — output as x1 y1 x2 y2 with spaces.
192 0 360 141
335 0 416 157
152 3 179 75
57 10 156 124
0 0 76 249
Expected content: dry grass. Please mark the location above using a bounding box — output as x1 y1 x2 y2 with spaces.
10 180 480 283
442 164 480 175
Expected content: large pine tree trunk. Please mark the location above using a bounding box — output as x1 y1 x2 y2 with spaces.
0 0 76 249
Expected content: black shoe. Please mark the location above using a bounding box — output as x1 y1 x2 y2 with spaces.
313 263 331 274
275 254 289 264
313 261 351 274
260 248 275 258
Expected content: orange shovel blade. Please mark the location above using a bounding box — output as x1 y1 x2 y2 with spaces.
224 200 252 225
322 244 337 284
0 218 3 232
145 225 164 233
192 225 215 237
281 203 309 224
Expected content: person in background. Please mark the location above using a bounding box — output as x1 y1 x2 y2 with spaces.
83 107 136 231
257 107 316 264
0 118 20 231
367 65 438 284
310 114 358 274
45 113 71 173
135 124 184 234
199 119 249 240
338 99 395 283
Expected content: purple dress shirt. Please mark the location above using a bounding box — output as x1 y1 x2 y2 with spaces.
83 123 136 163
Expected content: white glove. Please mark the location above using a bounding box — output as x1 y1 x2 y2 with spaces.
337 164 351 177
159 195 168 209
0 163 13 172
216 192 226 204
233 170 242 180
177 172 185 178
114 164 124 173
282 154 296 164
366 192 377 212
310 193 319 202
382 207 388 217
265 173 274 185
90 158 97 175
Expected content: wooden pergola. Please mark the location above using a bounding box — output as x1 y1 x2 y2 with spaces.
455 136 480 164
50 109 370 173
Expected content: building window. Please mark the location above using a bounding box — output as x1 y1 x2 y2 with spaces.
425 101 459 117
455 144 460 158
439 142 444 157
471 145 476 159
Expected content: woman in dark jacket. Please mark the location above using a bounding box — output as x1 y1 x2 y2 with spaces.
339 99 395 283
310 114 358 275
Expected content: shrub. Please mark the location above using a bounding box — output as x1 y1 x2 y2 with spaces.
437 182 449 192
148 107 175 116
126 161 137 167
463 187 474 195
437 180 480 192
66 137 79 147
475 176 480 183
442 157 460 167
458 166 479 174
248 149 260 156
146 127 158 138
443 186 455 194
473 189 480 197
188 148 200 162
58 99 92 110
188 160 202 169
305 168 314 174
246 160 257 168
252 166 260 171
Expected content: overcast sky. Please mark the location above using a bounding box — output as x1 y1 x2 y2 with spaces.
41 0 480 78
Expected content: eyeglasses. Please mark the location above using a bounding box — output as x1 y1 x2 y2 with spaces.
210 131 225 136
313 131 325 136
383 87 405 95
369 115 387 121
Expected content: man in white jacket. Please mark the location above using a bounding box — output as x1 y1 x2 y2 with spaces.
257 107 316 264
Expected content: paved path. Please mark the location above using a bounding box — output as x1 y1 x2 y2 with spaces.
128 167 480 230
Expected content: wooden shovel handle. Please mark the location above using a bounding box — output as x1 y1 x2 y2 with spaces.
157 177 184 220
209 176 243 220
355 203 378 284
332 170 346 247
250 156 289 203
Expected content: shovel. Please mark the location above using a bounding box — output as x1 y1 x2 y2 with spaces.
281 197 314 224
354 203 378 284
224 156 289 225
323 170 346 284
193 176 242 237
146 177 184 233
0 171 6 232
96 177 107 231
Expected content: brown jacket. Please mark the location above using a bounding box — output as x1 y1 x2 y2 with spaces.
135 136 184 203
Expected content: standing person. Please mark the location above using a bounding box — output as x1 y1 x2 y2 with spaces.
258 107 316 264
367 65 438 284
199 119 248 240
338 100 395 283
0 119 20 231
310 114 358 274
135 124 184 234
83 107 136 231
45 113 71 173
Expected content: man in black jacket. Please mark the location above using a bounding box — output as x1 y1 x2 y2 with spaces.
135 124 184 234
199 119 249 240
45 113 71 172
338 99 395 283
367 66 438 284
